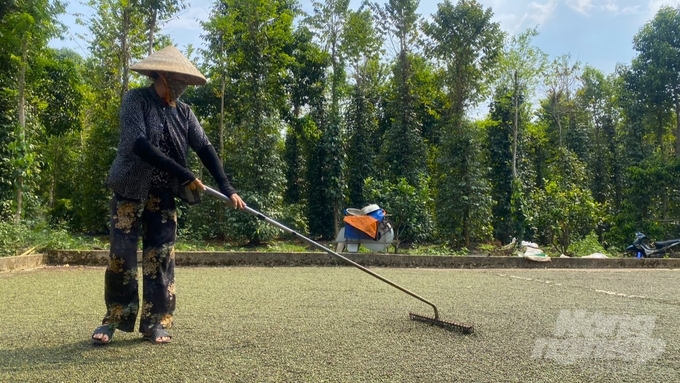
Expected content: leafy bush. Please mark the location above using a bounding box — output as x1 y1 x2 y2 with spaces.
569 232 608 257
0 222 108 257
363 176 434 243
0 222 32 257
526 149 602 254
407 242 468 256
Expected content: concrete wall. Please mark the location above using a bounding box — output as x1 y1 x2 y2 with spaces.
0 254 44 272
42 250 680 269
2 250 678 273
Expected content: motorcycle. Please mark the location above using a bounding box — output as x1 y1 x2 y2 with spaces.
625 232 680 258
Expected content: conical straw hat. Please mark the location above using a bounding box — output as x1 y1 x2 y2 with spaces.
130 45 206 85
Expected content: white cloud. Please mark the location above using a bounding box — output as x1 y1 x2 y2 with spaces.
518 0 558 28
566 0 595 15
564 0 646 16
602 0 619 12
619 6 642 14
161 7 211 33
599 1 642 15
647 0 680 15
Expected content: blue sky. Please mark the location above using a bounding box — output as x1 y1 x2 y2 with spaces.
52 0 680 75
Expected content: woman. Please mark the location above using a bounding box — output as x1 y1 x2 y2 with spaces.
91 46 245 345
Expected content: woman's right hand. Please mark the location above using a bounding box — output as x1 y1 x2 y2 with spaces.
187 178 205 191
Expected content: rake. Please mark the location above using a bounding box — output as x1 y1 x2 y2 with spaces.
204 186 474 334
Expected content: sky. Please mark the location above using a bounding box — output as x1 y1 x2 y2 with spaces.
51 0 680 76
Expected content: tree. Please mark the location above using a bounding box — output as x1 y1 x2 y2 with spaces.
487 28 546 245
423 0 504 246
71 0 148 232
306 0 349 238
575 67 620 206
342 6 384 207
0 0 65 223
632 5 680 156
34 48 85 223
140 0 186 55
199 0 295 244
372 0 428 187
497 27 547 178
540 54 581 150
485 87 516 244
527 148 601 254
434 120 493 246
281 26 330 206
422 0 504 125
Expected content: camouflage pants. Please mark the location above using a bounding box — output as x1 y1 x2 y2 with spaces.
102 188 177 334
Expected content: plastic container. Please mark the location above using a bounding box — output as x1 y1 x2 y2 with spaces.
343 208 385 240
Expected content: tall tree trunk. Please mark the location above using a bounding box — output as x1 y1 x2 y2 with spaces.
330 43 341 236
219 37 225 160
675 96 680 156
120 6 131 102
14 39 28 224
657 113 664 149
512 70 519 179
49 171 56 209
552 98 563 147
220 72 226 160
148 8 157 55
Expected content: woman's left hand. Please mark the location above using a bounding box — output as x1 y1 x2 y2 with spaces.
229 193 246 210
230 193 246 210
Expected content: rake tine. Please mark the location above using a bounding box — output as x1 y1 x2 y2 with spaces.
204 186 474 334
409 312 475 334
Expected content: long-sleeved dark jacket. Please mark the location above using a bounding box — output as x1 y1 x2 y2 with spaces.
106 85 236 202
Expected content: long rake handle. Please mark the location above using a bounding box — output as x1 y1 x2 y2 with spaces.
204 186 440 320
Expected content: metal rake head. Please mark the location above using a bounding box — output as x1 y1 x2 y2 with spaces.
409 312 475 334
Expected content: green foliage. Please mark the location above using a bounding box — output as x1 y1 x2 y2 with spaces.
363 176 433 243
306 0 351 236
34 48 84 136
497 27 547 107
434 121 493 247
283 122 305 204
199 0 296 244
407 243 468 256
0 0 66 223
281 27 330 204
423 0 505 113
345 84 381 207
485 88 515 244
606 153 680 246
377 56 428 186
423 0 503 248
631 5 680 154
537 54 582 153
71 93 118 233
0 222 31 257
0 222 107 257
569 232 608 257
222 117 286 244
1 0 680 257
527 149 602 254
576 66 619 204
342 5 384 208
529 180 600 254
305 115 335 238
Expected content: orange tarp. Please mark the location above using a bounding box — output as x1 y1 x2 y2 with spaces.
343 215 379 239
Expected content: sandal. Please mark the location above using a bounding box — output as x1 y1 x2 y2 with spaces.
91 324 115 345
143 325 172 344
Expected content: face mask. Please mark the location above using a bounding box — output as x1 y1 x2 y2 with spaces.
165 77 188 101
